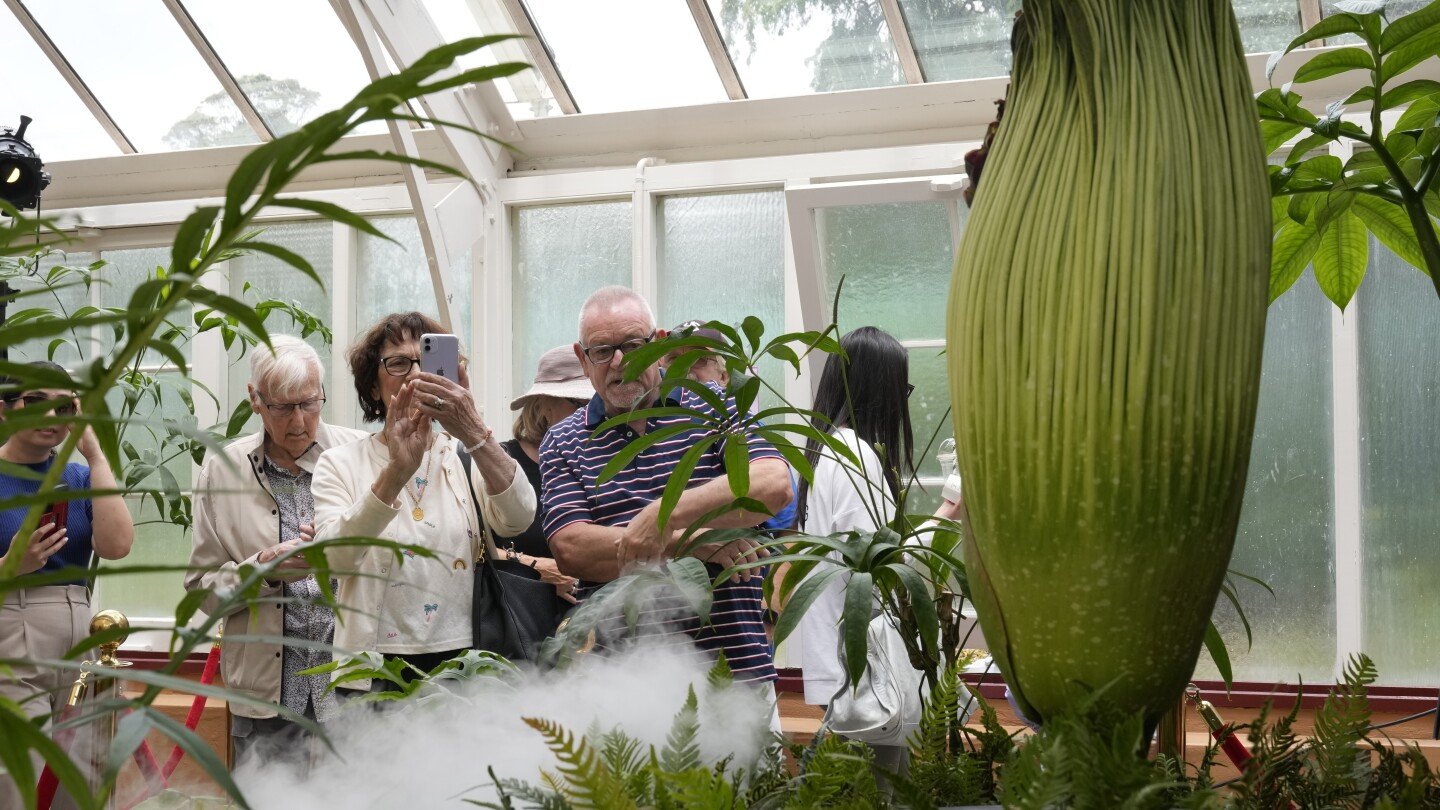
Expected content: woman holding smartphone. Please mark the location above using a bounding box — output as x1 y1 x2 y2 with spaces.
311 313 536 691
0 360 134 805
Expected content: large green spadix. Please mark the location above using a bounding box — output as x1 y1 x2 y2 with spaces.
948 0 1270 725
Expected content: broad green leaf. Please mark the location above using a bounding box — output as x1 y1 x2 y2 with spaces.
1385 130 1419 161
272 198 395 243
1284 12 1368 56
1380 78 1440 109
772 565 844 645
668 556 714 622
242 241 322 288
1352 195 1428 269
1314 190 1358 232
1270 219 1324 302
841 571 874 689
1381 28 1440 83
657 434 720 530
1314 211 1371 309
1396 95 1440 130
0 703 98 810
1288 190 1324 225
1333 0 1384 12
740 315 764 352
1261 120 1305 155
722 435 750 499
593 423 696 485
1284 131 1336 165
1292 47 1375 84
1381 1 1440 51
140 705 250 807
1296 154 1344 181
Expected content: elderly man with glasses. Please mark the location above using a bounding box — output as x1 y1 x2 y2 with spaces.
186 335 367 764
540 287 793 721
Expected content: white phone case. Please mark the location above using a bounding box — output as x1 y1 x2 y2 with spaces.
420 333 461 383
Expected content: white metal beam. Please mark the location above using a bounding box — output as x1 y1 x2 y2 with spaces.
879 0 926 84
495 0 579 115
6 0 136 154
161 0 276 142
335 0 456 331
685 0 747 101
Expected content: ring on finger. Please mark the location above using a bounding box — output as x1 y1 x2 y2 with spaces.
433 397 445 408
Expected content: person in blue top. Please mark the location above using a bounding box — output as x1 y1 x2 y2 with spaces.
0 360 134 806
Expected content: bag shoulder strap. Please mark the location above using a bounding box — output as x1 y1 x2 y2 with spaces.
457 441 501 561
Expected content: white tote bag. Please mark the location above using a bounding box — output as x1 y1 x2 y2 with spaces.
824 613 927 746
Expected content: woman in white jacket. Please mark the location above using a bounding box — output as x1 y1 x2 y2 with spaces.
312 313 536 691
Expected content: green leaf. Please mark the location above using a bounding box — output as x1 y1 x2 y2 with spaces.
1396 94 1440 130
1288 190 1325 225
242 241 322 288
141 705 250 808
722 435 750 499
841 571 874 689
1352 195 1428 268
1381 28 1440 83
170 207 219 274
0 702 98 810
1285 131 1336 165
1381 1 1440 52
312 150 470 183
657 434 721 531
1285 12 1369 55
1203 621 1234 688
272 197 396 243
772 565 844 646
1380 78 1440 109
1297 154 1344 182
593 423 696 485
1314 211 1371 309
1270 219 1325 302
1292 47 1375 84
740 315 764 352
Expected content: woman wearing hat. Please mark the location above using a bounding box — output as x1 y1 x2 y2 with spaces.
495 346 594 579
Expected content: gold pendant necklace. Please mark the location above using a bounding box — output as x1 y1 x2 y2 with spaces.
406 444 438 521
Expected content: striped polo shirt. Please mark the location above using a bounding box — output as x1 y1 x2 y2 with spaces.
539 386 780 683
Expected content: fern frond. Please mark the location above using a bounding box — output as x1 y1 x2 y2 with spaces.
707 652 734 690
523 717 636 810
910 658 960 758
659 686 702 773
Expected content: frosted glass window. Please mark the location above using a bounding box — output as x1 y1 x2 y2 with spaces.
356 216 474 354
512 201 632 396
1232 0 1302 54
711 0 904 97
0 11 119 161
898 0 1016 82
5 251 95 367
818 201 957 341
416 0 562 120
98 247 193 366
907 346 951 483
1196 274 1335 683
96 501 189 623
1356 240 1440 685
656 191 786 407
183 0 386 137
524 0 728 113
23 0 258 152
225 220 336 431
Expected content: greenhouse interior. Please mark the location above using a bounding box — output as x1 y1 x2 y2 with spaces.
2 0 1439 807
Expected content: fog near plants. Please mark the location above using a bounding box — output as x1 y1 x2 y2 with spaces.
233 642 774 809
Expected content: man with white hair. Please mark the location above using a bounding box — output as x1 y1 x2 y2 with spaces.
186 335 367 761
542 286 792 693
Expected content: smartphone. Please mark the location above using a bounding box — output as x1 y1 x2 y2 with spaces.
420 333 461 384
40 498 69 531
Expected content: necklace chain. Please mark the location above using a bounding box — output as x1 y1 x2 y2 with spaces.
405 442 443 519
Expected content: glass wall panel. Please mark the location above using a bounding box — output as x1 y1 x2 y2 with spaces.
907 346 951 483
711 0 904 97
656 191 786 407
524 0 728 113
356 216 474 353
818 201 957 341
98 246 194 366
95 500 189 623
1196 274 1335 683
1356 241 1440 685
898 0 1016 82
183 0 386 137
5 250 95 367
0 11 119 161
1232 0 1303 54
512 201 632 396
225 220 336 431
25 0 257 151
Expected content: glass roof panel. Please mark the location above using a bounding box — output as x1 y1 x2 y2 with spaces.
898 0 1015 83
710 0 904 99
419 0 562 120
182 0 386 137
524 0 728 114
21 0 258 152
0 9 120 162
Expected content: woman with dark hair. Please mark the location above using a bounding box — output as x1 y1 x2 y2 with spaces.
795 326 915 707
311 312 536 690
0 360 133 804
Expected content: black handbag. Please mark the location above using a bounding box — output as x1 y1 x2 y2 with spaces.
459 443 569 661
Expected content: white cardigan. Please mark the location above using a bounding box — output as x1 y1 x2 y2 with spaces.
312 431 535 682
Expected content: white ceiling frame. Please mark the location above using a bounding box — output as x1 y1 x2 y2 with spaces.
5 0 136 154
161 0 276 142
878 0 925 85
685 0 747 101
494 0 579 115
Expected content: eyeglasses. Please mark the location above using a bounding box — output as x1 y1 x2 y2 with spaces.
580 332 656 365
10 394 77 416
380 355 421 377
256 390 326 416
905 383 915 399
